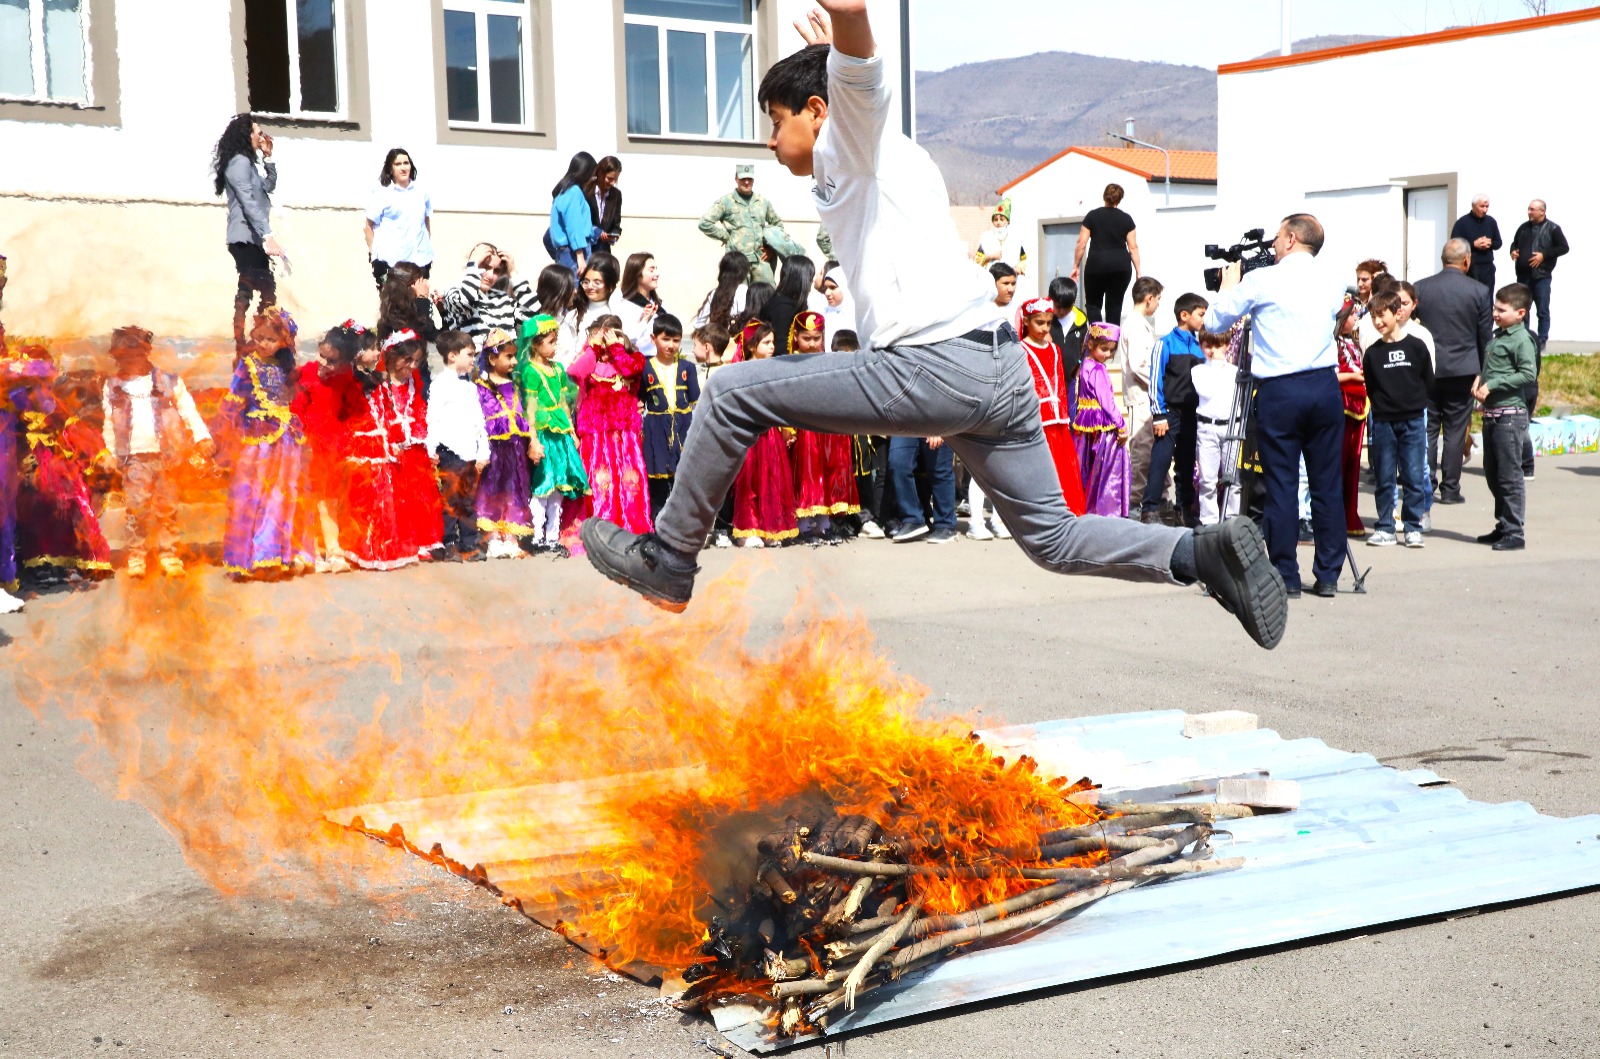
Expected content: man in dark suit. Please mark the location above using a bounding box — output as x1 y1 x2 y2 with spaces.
1413 238 1493 504
1450 195 1501 291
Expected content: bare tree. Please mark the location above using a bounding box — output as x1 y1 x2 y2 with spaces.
1518 0 1549 15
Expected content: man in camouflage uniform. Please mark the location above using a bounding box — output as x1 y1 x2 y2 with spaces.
699 164 799 286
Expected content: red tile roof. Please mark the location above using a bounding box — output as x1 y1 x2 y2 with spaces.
998 147 1218 194
1218 6 1600 75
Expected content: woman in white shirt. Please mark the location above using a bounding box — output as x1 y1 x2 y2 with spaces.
365 148 434 288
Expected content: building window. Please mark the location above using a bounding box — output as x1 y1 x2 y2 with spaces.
623 0 755 141
243 0 346 117
0 0 92 103
443 0 532 128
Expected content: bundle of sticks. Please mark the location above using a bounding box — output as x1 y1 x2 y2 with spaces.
677 797 1252 1040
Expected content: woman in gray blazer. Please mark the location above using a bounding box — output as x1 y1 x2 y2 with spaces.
212 113 284 352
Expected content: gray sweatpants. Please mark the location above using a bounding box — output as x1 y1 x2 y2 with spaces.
655 329 1188 583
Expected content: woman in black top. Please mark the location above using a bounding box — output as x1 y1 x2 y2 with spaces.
1072 184 1141 326
760 255 816 353
588 155 623 253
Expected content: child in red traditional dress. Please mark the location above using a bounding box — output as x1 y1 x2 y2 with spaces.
786 309 859 542
1017 297 1088 516
379 329 444 560
290 321 366 573
568 315 652 535
1334 298 1368 538
343 331 414 570
730 323 797 547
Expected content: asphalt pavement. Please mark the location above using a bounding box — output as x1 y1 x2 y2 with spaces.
3 454 1598 1059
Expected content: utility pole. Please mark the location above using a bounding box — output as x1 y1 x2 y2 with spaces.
1114 118 1171 207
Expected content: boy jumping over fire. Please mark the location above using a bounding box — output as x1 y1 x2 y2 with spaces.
581 1 1289 649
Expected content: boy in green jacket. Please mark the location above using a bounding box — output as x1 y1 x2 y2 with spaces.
1472 283 1539 551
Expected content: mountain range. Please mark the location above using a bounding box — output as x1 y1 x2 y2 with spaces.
915 36 1384 204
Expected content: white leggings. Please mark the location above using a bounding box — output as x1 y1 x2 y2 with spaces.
531 494 563 543
968 476 996 528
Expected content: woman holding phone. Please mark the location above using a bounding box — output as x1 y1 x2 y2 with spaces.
213 112 283 353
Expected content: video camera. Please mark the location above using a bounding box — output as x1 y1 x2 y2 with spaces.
1203 229 1276 293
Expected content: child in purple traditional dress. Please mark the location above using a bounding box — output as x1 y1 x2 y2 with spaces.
1071 321 1131 517
474 329 536 559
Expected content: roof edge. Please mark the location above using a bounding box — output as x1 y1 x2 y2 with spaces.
1218 6 1600 75
997 146 1218 195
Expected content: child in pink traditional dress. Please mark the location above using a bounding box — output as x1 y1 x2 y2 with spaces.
568 316 651 534
1071 321 1131 517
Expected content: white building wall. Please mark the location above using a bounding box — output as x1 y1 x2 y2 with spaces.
1001 152 1215 323
0 0 906 341
1214 16 1598 342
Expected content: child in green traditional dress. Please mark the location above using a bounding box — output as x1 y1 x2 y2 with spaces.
517 314 590 557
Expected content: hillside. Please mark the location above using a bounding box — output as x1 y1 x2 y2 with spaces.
917 36 1384 205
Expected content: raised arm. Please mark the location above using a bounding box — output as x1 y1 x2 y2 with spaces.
795 3 874 61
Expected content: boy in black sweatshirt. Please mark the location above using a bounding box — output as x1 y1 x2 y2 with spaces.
1361 290 1434 548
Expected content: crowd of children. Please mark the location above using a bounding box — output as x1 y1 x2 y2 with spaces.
0 241 1550 614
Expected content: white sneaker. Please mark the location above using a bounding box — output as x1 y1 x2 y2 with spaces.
1420 512 1432 534
966 523 995 541
1404 530 1426 549
0 587 23 615
712 531 734 549
1367 530 1398 547
740 536 764 549
858 519 885 540
991 518 1012 540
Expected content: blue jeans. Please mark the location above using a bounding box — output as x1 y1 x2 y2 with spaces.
1525 273 1552 350
1368 415 1428 534
889 437 956 530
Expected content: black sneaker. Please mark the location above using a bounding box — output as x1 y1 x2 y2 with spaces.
927 527 957 543
580 518 699 613
1475 529 1505 545
1191 517 1290 650
1491 535 1526 551
891 522 930 543
1297 519 1314 543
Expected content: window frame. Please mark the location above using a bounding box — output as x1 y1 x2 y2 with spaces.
227 0 368 139
431 0 551 147
0 0 95 106
243 0 352 121
0 0 117 125
621 1 760 145
440 0 538 133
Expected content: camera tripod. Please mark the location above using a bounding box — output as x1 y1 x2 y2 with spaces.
1214 318 1370 594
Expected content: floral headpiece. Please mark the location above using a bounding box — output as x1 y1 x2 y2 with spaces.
1087 321 1121 344
788 309 825 354
482 327 516 350
381 328 420 351
1020 297 1053 319
338 318 368 334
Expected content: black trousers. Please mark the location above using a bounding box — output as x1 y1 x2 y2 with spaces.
853 435 889 524
1083 263 1133 326
229 242 277 348
648 475 675 522
1254 367 1344 589
1428 375 1476 500
1141 406 1197 516
1467 261 1496 291
435 446 481 554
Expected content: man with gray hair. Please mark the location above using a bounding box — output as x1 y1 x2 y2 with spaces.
1450 195 1501 290
1414 239 1493 504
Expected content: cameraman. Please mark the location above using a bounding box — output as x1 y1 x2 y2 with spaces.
1205 214 1349 599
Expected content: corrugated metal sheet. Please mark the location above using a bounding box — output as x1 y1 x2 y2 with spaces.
327 710 1600 1053
718 711 1600 1051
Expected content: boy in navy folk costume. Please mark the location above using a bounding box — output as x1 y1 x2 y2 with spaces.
641 313 700 521
580 1 1287 650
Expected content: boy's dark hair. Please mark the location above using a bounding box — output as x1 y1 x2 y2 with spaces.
1370 273 1401 297
1131 276 1164 303
693 322 730 355
1047 275 1078 311
831 329 860 352
436 329 475 358
989 262 1017 280
1495 283 1532 313
1198 330 1231 348
758 42 830 114
652 312 684 339
1368 290 1403 318
1173 292 1208 319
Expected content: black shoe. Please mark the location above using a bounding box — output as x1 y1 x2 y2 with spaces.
927 527 957 544
1191 517 1289 650
1285 584 1303 600
891 522 930 543
1436 493 1466 505
1310 580 1338 598
1476 529 1505 545
1492 535 1526 551
580 518 698 613
1297 519 1314 543
548 543 571 559
1139 509 1162 526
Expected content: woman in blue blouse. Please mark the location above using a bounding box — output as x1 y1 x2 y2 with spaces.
545 152 597 277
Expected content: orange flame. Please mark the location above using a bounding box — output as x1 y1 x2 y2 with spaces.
14 571 1102 974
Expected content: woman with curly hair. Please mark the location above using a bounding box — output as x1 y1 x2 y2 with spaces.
375 261 441 385
213 113 283 353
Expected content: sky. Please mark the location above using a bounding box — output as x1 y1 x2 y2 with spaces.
911 0 1590 71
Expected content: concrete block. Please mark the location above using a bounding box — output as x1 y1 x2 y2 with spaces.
1217 777 1302 810
1183 711 1259 738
